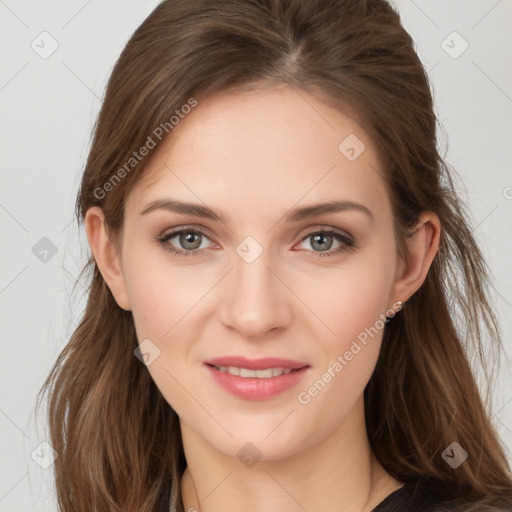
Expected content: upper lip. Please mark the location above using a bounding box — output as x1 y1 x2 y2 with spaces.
205 356 309 370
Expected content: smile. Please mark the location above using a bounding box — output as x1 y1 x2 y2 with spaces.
204 362 310 400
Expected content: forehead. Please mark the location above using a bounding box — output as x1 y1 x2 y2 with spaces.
127 86 390 222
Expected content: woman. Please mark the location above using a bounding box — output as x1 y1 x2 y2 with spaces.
38 0 512 511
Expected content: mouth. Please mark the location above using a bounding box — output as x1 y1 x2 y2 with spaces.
203 357 311 400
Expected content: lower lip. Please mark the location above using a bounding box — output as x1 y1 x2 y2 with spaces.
205 364 310 401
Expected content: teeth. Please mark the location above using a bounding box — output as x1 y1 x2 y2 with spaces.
240 368 257 377
227 366 240 376
215 366 295 378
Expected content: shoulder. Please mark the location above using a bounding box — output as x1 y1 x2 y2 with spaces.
373 477 512 512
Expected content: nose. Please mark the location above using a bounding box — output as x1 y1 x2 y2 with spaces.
217 243 293 339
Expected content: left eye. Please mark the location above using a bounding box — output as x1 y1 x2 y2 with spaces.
157 228 213 256
295 230 355 257
156 228 356 258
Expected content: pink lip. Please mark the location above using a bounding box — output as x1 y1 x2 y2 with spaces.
203 357 310 401
205 356 308 370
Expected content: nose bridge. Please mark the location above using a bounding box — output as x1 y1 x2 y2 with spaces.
218 234 290 336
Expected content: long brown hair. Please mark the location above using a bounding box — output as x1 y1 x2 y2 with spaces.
36 0 512 510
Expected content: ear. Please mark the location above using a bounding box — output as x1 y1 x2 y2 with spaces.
84 206 131 311
391 211 441 304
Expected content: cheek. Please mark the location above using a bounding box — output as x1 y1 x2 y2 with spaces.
122 243 208 339
335 268 392 346
294 249 394 407
295 270 392 436
296 250 395 353
122 249 205 409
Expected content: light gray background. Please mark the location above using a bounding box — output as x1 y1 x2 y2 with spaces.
1 1 511 510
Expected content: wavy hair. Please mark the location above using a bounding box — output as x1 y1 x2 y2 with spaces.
37 0 512 510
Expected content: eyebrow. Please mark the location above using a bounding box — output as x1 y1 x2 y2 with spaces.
140 198 374 223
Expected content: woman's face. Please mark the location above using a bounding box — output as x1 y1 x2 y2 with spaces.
113 86 404 460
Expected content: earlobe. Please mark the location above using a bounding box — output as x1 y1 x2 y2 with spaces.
84 207 131 311
391 211 441 304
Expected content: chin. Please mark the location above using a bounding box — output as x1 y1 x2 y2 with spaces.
205 411 313 461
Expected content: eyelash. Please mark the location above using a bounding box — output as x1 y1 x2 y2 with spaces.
155 226 356 259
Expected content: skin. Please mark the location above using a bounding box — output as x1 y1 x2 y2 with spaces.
85 86 441 512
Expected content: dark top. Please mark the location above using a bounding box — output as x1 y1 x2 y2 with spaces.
372 478 458 511
160 476 511 511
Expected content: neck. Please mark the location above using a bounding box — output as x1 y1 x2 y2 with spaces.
179 397 402 512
